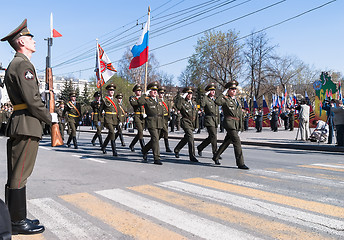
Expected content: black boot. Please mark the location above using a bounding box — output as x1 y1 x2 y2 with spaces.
102 136 110 154
139 139 145 149
66 135 72 148
8 187 45 235
98 134 103 147
111 140 118 156
91 134 97 146
5 185 39 225
164 138 172 152
72 137 78 149
129 135 139 152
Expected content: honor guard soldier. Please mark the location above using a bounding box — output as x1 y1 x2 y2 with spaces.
213 80 249 169
101 83 119 156
64 91 82 149
158 86 172 152
56 100 66 140
129 84 145 151
174 87 199 162
90 91 104 146
114 93 126 146
1 19 58 235
197 83 219 157
138 82 164 165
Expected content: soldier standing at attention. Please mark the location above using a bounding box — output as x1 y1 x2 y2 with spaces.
90 91 104 147
139 82 164 165
114 93 126 147
1 19 58 234
197 83 219 158
101 83 119 156
56 101 66 140
129 84 145 151
158 86 172 152
213 80 249 169
64 91 81 149
174 87 199 162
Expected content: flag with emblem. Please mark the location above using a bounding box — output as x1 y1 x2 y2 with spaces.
95 43 117 88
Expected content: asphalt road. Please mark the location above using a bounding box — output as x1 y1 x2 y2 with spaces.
0 132 343 240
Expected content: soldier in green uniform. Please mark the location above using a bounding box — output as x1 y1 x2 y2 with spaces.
197 83 219 157
138 82 164 165
114 93 126 146
129 84 145 151
174 87 199 162
63 91 81 149
158 86 172 152
56 100 66 140
101 83 119 156
90 91 104 147
213 80 249 169
1 19 58 234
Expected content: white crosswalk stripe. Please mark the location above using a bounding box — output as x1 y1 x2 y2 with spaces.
96 188 262 240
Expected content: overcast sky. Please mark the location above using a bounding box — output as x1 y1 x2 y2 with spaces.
0 0 342 84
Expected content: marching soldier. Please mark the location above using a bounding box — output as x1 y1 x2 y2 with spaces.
101 83 119 156
63 91 82 149
158 86 172 152
56 100 66 140
90 91 104 147
114 93 126 146
213 80 249 169
174 87 199 162
197 83 219 157
1 19 57 234
129 84 145 151
138 82 164 165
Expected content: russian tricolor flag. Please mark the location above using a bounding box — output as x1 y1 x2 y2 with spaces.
129 13 150 69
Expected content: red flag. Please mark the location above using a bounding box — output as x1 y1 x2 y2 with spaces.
52 29 62 38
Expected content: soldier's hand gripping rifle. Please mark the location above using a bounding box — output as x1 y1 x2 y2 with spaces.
46 68 64 147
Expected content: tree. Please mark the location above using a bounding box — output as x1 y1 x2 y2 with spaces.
244 31 276 110
60 79 74 102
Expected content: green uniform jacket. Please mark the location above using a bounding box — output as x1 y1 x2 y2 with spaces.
91 100 104 123
200 95 219 127
161 99 170 122
138 95 164 129
4 52 51 138
101 96 119 126
215 94 242 130
117 103 126 123
129 95 144 123
64 101 82 125
175 96 199 130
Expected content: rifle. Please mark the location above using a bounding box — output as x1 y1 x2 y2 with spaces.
46 67 64 147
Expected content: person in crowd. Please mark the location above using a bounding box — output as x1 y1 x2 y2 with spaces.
289 106 295 131
254 108 263 132
296 99 310 141
114 93 126 147
332 99 344 146
271 106 279 132
322 99 335 144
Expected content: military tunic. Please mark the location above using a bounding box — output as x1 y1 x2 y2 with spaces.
138 95 164 160
174 95 199 158
129 95 145 148
63 101 81 137
115 102 126 145
197 95 219 155
101 96 119 140
56 106 65 140
4 52 52 188
91 99 104 135
159 98 170 140
213 94 245 166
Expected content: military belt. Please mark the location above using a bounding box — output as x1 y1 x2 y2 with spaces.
135 112 143 115
226 116 240 121
68 114 80 118
164 113 168 116
105 112 117 115
13 103 28 111
94 113 99 114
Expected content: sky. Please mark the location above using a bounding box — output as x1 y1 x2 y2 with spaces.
0 0 343 85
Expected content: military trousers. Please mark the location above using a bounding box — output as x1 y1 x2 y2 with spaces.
58 122 65 140
159 120 169 140
197 126 217 154
142 128 161 160
213 128 244 166
130 117 144 147
105 123 116 140
93 121 103 135
7 136 40 189
68 118 79 137
174 127 195 157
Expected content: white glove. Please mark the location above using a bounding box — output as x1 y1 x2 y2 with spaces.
145 90 151 95
119 122 122 127
205 91 210 96
143 113 147 118
222 89 229 96
79 121 82 125
238 131 241 135
182 93 188 99
51 113 58 123
97 121 101 126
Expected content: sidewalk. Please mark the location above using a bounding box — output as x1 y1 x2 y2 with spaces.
79 126 344 153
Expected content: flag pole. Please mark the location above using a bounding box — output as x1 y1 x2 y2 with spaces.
144 6 150 92
96 38 102 97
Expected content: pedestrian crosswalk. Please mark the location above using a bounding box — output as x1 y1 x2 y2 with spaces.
13 163 344 240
